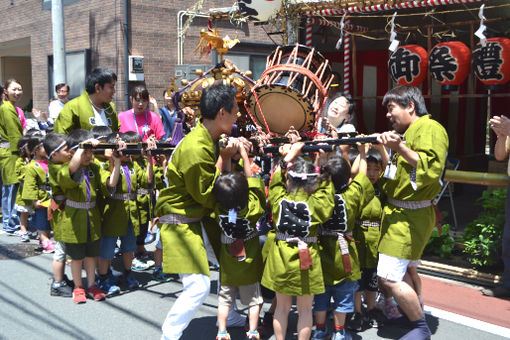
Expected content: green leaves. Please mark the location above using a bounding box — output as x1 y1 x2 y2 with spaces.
462 189 506 268
424 221 455 258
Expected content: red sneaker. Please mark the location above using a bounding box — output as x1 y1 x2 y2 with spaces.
73 287 87 304
86 284 106 301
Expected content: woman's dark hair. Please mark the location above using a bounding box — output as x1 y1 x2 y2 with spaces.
200 84 237 120
213 171 249 211
3 79 21 94
27 135 44 155
85 68 117 94
323 156 351 193
90 126 113 140
329 92 355 116
67 129 93 149
43 133 67 159
123 130 142 143
130 85 149 101
367 148 383 166
382 85 428 116
287 157 318 195
17 135 31 158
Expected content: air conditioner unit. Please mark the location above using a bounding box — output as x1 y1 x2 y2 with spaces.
129 56 144 81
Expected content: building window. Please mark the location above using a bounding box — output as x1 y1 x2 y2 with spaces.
48 49 90 100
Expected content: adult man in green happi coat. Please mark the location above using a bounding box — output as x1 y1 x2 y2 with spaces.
54 67 120 134
376 86 448 340
156 84 240 340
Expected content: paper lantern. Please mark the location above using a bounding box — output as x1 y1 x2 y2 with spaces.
238 0 282 22
389 44 428 86
473 37 510 90
429 41 471 91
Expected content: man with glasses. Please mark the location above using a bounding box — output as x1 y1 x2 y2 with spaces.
48 83 70 124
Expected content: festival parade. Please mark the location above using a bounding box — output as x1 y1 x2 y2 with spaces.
1 0 510 339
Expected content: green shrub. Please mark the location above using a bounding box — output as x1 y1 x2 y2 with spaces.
462 189 506 268
424 222 455 258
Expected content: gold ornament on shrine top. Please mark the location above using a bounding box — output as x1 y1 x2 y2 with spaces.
194 28 240 61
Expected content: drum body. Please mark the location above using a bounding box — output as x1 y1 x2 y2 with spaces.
246 45 332 135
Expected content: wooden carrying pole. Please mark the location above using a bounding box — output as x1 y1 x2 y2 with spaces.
444 169 510 186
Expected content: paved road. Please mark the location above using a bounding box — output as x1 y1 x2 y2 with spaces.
0 232 508 340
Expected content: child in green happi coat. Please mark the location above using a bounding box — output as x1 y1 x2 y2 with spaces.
349 146 388 331
13 135 31 242
44 133 74 298
123 131 155 272
22 135 56 253
213 141 266 340
313 143 374 340
57 129 109 304
262 143 335 340
96 133 155 294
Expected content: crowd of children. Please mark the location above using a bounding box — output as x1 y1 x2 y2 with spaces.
0 82 439 340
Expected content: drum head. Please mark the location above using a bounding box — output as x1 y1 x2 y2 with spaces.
246 84 315 135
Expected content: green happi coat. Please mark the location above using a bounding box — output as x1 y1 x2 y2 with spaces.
216 177 266 286
135 158 152 227
15 158 31 207
319 173 374 285
155 122 221 276
49 162 67 241
378 114 448 260
353 186 384 269
0 100 23 184
153 164 167 190
93 158 108 215
53 91 120 134
261 170 335 296
102 161 149 237
21 160 51 208
57 163 109 243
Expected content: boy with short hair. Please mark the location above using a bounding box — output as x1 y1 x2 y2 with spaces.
313 144 375 340
45 133 73 297
96 133 155 294
213 142 266 340
56 129 109 304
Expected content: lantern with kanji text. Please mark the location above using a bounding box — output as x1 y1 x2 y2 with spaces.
472 37 510 90
389 44 428 86
429 41 471 91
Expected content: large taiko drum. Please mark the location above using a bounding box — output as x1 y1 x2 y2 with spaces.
245 44 333 135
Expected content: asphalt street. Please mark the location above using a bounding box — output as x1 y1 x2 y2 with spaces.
0 232 507 340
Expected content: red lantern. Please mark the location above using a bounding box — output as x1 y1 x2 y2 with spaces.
429 41 471 91
388 45 428 86
473 37 510 90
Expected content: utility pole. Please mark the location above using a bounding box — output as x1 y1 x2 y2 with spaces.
51 0 67 89
286 18 299 45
